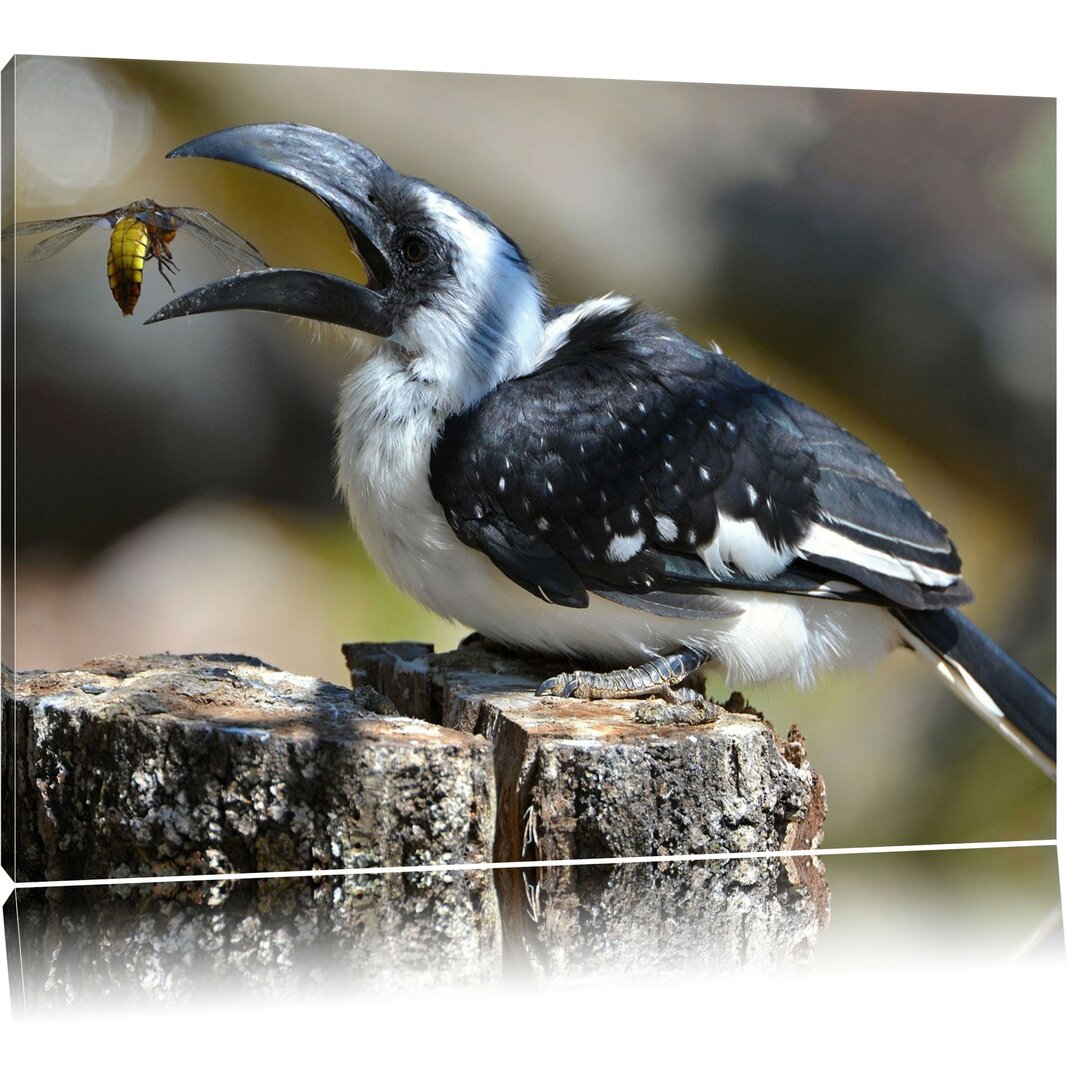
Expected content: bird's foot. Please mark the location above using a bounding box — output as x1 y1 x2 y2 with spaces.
535 648 707 701
657 684 708 706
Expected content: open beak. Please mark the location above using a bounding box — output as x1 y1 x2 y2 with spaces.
145 123 394 335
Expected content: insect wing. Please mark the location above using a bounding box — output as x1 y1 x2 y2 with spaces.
2 214 115 261
171 207 267 271
26 219 107 261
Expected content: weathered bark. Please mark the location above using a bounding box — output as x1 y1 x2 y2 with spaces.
3 653 495 883
5 870 500 1010
6 646 825 885
343 639 830 957
498 855 827 980
344 641 827 866
5 854 825 1012
4 645 831 1005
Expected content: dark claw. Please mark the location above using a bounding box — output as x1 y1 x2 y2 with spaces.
536 673 577 698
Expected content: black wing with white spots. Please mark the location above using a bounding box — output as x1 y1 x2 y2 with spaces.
429 302 972 613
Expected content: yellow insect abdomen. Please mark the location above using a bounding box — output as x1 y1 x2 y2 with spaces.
107 217 151 315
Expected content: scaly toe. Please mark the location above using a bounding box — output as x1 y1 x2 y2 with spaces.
536 673 586 698
660 685 706 706
536 674 569 697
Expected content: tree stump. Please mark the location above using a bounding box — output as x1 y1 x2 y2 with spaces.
3 645 831 1003
343 641 827 867
2 654 495 884
341 639 831 971
5 872 501 1011
496 856 827 980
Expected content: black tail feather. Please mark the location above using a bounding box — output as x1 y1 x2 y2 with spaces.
894 607 1056 776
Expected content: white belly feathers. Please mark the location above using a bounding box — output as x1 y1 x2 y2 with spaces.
336 349 900 689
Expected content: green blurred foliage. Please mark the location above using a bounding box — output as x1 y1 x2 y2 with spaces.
993 106 1055 260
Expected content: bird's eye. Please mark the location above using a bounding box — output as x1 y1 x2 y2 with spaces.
401 234 430 265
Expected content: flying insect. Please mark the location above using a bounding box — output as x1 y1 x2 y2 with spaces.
2 198 267 315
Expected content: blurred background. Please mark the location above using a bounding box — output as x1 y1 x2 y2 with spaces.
2 56 1055 849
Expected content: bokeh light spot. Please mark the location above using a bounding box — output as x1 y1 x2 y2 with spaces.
15 57 154 205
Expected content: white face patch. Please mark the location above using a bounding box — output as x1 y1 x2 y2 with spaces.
606 530 646 563
390 187 545 412
421 190 505 296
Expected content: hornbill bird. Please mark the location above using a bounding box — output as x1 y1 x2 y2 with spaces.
148 122 1056 779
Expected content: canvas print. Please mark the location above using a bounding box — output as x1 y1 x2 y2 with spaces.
0 57 1059 1006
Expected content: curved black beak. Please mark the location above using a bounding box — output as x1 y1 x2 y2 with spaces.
146 123 395 335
